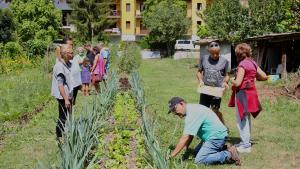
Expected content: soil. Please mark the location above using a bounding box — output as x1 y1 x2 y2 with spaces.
119 77 131 90
126 137 138 169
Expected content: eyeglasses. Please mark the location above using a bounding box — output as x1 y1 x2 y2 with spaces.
209 43 219 48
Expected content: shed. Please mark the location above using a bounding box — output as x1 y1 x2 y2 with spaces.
246 32 300 78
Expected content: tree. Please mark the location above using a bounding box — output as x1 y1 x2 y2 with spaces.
0 9 15 44
143 0 190 56
201 0 299 43
70 0 112 42
11 0 61 43
201 0 249 42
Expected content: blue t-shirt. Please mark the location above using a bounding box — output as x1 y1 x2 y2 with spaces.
183 104 228 141
101 49 110 70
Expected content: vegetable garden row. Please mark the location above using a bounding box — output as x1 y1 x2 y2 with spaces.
41 71 169 169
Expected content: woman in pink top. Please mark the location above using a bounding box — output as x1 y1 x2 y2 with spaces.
229 43 267 153
91 46 105 93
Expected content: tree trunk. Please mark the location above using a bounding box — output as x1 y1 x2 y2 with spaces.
282 44 287 80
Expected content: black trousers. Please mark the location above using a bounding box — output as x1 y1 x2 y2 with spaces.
73 85 81 105
56 99 72 138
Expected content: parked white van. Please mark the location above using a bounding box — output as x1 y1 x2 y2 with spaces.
175 40 200 50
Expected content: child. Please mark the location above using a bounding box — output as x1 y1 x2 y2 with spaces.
81 57 91 96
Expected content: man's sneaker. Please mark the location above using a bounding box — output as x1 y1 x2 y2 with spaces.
236 146 251 153
228 146 241 166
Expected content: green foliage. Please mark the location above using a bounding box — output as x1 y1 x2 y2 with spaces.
70 0 113 42
54 72 119 169
0 66 51 121
118 43 141 74
0 9 15 43
2 41 24 58
143 0 190 56
276 0 300 32
203 0 299 42
130 72 169 169
203 0 249 42
197 25 210 38
97 92 148 168
10 0 61 55
27 39 48 56
138 37 151 49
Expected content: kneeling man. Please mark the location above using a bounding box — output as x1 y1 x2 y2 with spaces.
168 97 240 165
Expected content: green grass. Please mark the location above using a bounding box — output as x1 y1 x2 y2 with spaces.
0 68 51 121
0 89 96 169
139 58 300 168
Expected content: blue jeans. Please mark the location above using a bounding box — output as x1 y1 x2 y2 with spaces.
194 139 231 165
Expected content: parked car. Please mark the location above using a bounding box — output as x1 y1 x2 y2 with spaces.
175 40 200 50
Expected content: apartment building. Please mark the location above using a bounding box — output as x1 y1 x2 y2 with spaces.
0 0 211 41
106 0 208 41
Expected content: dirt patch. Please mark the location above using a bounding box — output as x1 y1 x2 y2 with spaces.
126 137 138 169
119 77 131 90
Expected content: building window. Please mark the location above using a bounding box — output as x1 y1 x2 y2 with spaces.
126 21 130 29
126 3 131 12
197 21 202 26
197 3 202 11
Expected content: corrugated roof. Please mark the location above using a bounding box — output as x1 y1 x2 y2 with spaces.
246 32 300 41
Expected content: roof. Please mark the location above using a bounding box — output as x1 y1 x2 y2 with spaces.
0 1 9 9
246 32 300 42
54 0 72 10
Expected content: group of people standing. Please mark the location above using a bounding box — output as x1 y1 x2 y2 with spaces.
168 41 268 166
51 37 110 139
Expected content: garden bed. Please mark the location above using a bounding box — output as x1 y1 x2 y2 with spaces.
96 92 148 168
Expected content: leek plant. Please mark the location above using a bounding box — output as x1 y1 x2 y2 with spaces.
42 72 118 169
130 71 169 169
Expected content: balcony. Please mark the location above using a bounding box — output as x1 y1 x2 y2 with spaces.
104 28 121 36
107 10 121 18
136 10 142 18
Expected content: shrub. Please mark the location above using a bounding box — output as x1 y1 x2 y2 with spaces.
138 37 151 49
0 57 34 74
27 39 48 57
118 43 141 74
0 9 15 43
2 42 24 59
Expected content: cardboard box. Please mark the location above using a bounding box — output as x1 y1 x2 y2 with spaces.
197 85 225 97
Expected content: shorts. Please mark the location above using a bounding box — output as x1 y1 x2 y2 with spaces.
199 93 222 109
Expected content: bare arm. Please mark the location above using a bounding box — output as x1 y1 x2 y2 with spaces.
171 135 192 157
197 71 204 85
222 73 230 89
256 67 267 81
58 85 71 108
232 67 245 87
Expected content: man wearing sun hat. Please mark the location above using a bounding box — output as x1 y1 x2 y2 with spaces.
168 96 241 166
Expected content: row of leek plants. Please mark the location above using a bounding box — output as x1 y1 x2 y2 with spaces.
130 71 169 169
41 71 119 169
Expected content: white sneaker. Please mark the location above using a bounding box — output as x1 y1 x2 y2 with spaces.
236 146 251 153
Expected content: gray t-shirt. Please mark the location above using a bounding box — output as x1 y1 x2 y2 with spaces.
51 61 73 100
198 55 229 87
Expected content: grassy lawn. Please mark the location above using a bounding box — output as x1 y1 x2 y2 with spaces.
139 58 300 168
0 68 51 121
0 79 96 168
